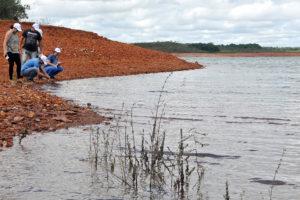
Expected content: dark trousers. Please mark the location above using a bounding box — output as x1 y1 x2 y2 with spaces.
7 52 21 80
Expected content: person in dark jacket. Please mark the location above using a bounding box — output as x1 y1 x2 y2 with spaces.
20 23 42 66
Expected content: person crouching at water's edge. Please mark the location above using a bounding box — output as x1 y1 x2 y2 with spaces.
21 54 50 82
44 48 63 79
3 23 22 82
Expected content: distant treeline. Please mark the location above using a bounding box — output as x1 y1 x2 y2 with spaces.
132 41 300 53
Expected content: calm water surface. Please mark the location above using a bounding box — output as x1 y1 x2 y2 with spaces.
1 57 299 199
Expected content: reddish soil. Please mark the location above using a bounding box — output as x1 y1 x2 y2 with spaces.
0 20 202 150
172 52 300 57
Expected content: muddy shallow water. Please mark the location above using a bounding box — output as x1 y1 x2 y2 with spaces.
1 57 300 199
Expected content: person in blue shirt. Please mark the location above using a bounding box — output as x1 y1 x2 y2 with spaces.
21 54 50 82
44 48 63 79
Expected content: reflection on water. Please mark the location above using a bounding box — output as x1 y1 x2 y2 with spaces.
1 57 300 199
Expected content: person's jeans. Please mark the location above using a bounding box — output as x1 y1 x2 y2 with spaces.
45 66 63 78
21 67 38 80
21 49 38 66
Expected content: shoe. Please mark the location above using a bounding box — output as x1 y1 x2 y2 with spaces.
26 78 35 82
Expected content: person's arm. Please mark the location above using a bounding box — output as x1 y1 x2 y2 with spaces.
57 61 62 67
38 65 50 79
37 32 43 54
3 30 12 57
19 36 25 54
39 40 43 53
46 59 58 68
19 30 28 53
47 55 59 68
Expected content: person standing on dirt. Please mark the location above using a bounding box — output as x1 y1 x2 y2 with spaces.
3 23 23 83
20 23 42 66
21 54 50 82
44 48 63 79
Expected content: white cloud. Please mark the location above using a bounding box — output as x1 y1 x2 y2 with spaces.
20 0 300 46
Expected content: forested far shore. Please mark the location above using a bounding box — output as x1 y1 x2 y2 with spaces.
132 41 300 53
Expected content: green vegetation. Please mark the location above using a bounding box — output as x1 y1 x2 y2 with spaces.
188 42 220 52
218 43 262 53
132 41 300 53
0 0 30 21
132 41 202 53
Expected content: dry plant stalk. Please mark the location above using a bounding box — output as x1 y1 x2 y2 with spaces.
88 73 206 199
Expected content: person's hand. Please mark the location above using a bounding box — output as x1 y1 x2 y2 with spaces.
3 52 7 57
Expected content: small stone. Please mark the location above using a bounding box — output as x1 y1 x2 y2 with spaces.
12 116 24 124
56 122 65 128
13 116 24 122
28 111 35 118
53 115 72 123
66 111 77 115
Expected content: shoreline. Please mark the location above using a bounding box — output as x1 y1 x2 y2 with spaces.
0 21 203 151
0 67 201 151
171 52 300 57
0 82 108 150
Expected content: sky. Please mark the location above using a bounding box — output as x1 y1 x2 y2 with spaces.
20 0 300 47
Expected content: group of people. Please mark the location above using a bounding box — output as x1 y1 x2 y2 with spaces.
3 22 63 83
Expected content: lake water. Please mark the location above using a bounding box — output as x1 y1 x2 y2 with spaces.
0 57 299 199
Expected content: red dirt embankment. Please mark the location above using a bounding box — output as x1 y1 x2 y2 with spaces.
0 20 202 150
